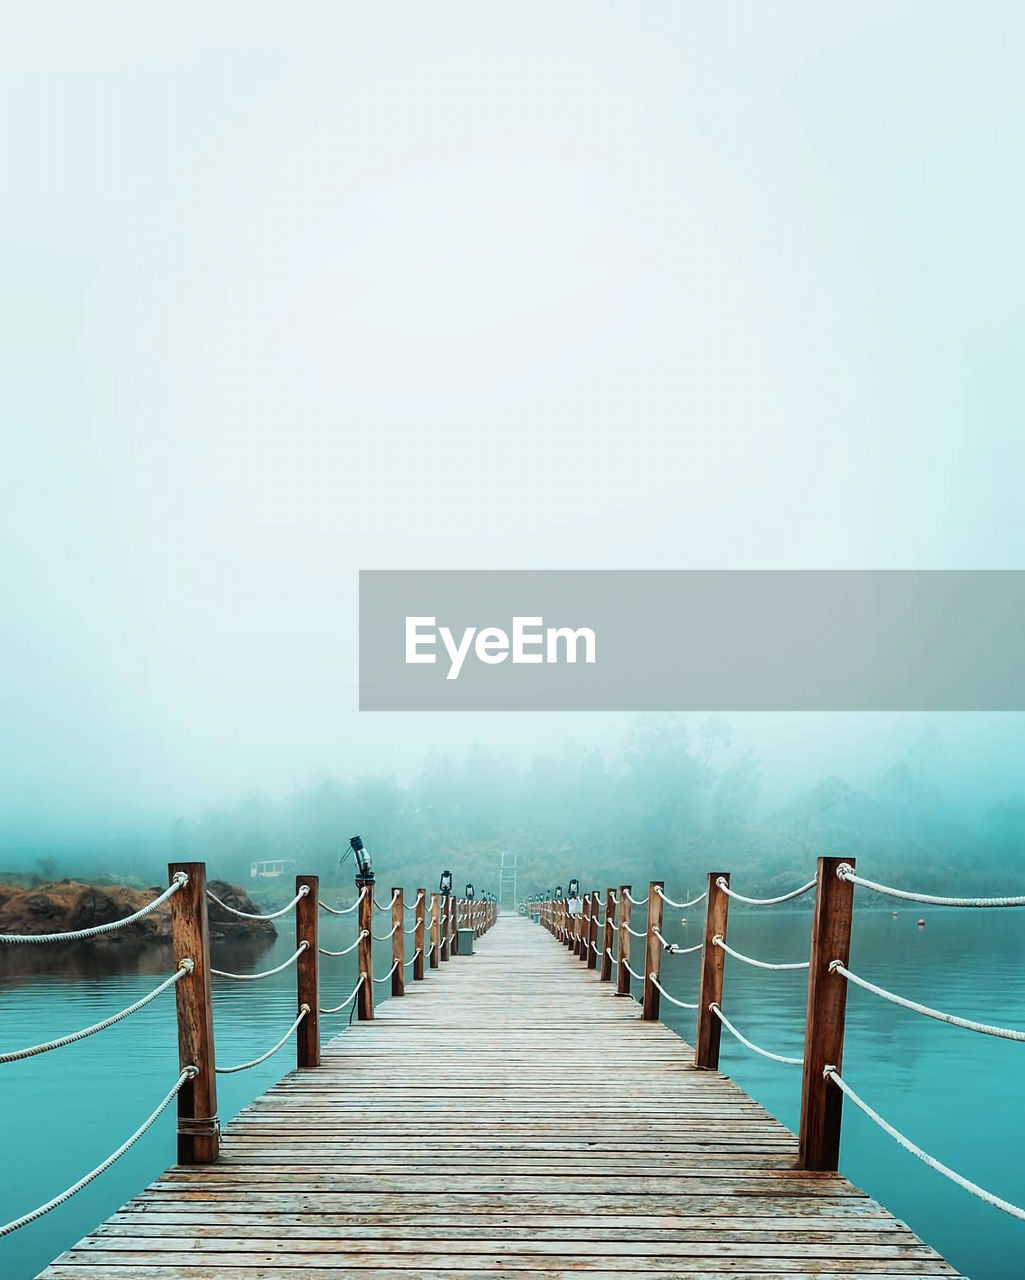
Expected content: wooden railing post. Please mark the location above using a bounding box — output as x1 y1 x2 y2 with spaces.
695 871 730 1069
391 887 405 997
168 861 219 1164
429 892 440 969
616 884 631 996
799 856 855 1171
440 893 450 961
578 893 590 960
586 890 599 970
356 875 374 1020
600 888 615 982
295 874 319 1068
453 898 463 955
414 889 426 980
642 881 664 1021
564 899 573 949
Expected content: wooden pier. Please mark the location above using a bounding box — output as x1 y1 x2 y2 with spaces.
40 912 958 1279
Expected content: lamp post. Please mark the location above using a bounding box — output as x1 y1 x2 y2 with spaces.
440 869 452 961
352 835 374 1020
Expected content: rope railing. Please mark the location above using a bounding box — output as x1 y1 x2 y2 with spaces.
653 927 702 955
715 875 816 906
373 960 400 984
402 917 423 935
0 962 193 1064
404 949 422 968
624 923 648 938
825 1067 1025 1221
836 863 1025 908
216 1006 309 1074
319 930 368 957
623 958 645 982
650 974 698 1009
320 974 366 1015
713 935 808 971
319 886 367 915
0 1066 197 1237
622 889 648 907
211 941 309 981
373 890 400 911
0 873 188 945
373 920 400 941
654 886 708 909
829 960 1025 1041
206 884 308 921
710 1002 803 1066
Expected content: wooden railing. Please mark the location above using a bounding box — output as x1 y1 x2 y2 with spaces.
536 857 852 1171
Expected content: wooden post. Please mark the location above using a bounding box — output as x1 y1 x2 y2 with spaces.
799 857 855 1171
295 874 319 1068
577 893 590 960
440 893 450 961
616 885 631 996
695 871 730 1069
453 898 462 955
586 890 599 971
564 899 573 949
600 888 615 982
168 861 219 1164
642 880 664 1021
414 889 426 980
356 875 374 1021
391 887 405 997
429 892 440 969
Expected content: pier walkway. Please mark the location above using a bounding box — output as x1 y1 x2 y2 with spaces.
40 914 957 1279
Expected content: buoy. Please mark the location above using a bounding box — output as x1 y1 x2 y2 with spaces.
918 918 925 928
892 911 897 918
680 917 687 926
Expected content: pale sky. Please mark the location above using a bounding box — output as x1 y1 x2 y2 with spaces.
2 3 1024 845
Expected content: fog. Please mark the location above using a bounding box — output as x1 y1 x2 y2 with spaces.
3 5 1024 884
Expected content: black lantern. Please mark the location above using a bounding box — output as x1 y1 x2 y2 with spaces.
569 878 580 898
350 835 373 881
466 883 475 900
556 885 563 899
440 869 453 895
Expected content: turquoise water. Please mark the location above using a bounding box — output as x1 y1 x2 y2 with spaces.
654 904 1025 1280
0 905 386 1280
3 904 1025 1278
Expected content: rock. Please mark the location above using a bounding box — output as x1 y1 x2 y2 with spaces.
0 879 277 945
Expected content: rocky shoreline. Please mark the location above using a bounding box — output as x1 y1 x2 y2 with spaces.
0 879 277 945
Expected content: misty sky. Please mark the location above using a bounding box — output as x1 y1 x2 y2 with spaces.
3 3 1025 847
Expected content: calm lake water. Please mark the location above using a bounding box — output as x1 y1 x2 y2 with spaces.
2 902 1024 1278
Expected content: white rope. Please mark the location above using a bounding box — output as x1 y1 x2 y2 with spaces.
403 917 423 935
405 892 425 911
373 921 400 940
710 1003 803 1065
320 974 365 1014
825 1067 1025 1220
624 923 648 938
374 890 400 911
715 875 816 906
0 962 192 1064
606 946 618 964
207 884 308 920
650 974 699 1009
622 889 648 906
404 949 421 968
653 927 703 954
211 941 308 981
830 961 1025 1041
319 930 368 957
216 1006 308 1074
373 960 400 983
0 1066 196 1236
319 887 366 915
713 935 809 971
425 942 436 959
623 959 645 981
0 874 187 945
654 886 708 909
836 863 1025 908
591 940 600 953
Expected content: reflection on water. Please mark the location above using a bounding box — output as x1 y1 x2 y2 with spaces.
2 907 1024 1279
0 914 388 1280
656 905 1025 1280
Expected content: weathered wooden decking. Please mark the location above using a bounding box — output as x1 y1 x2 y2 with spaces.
42 914 959 1279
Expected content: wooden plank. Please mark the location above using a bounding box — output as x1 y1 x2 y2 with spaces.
37 913 961 1280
